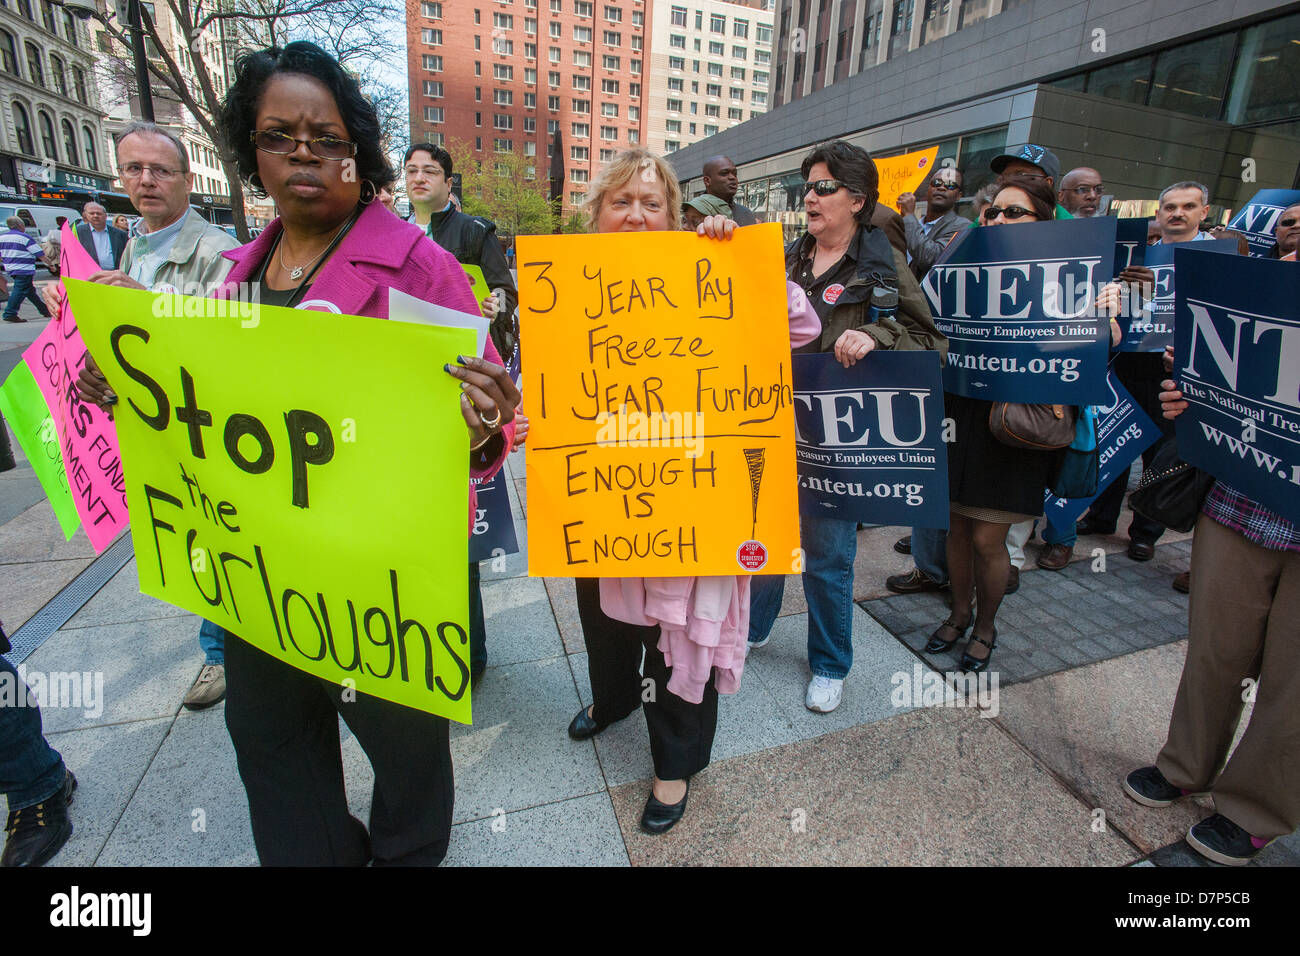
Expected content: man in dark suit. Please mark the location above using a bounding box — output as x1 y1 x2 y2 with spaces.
896 166 969 280
75 202 127 271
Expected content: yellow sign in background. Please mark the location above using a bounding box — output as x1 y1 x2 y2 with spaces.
875 147 941 213
65 280 478 723
517 224 800 577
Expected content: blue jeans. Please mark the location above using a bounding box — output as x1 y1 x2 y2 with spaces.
748 573 785 645
1041 520 1077 547
912 526 949 584
802 514 859 679
0 655 67 811
199 619 225 666
3 274 51 319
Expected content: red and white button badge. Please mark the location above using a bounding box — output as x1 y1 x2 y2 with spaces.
736 540 768 571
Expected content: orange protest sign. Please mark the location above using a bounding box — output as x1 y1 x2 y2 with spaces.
875 147 941 213
517 224 800 577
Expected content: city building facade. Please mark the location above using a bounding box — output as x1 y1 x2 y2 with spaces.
669 0 1300 241
644 0 775 156
407 0 656 214
0 0 112 205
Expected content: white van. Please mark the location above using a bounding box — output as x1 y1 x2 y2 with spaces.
0 203 78 238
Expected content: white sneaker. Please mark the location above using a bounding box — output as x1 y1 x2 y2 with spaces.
804 675 844 713
747 633 770 649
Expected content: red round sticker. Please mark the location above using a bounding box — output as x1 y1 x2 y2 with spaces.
918 157 928 168
737 540 768 571
822 283 845 305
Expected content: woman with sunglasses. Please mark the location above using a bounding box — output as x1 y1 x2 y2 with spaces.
210 43 518 866
928 175 1063 672
747 140 945 714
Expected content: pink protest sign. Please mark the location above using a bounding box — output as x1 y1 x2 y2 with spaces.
19 223 129 551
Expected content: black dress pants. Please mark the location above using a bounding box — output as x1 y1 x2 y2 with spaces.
574 578 718 781
224 634 454 866
1088 352 1176 542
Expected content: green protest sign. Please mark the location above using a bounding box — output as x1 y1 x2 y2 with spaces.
66 279 478 722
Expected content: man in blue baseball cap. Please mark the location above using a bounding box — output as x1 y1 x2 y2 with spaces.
990 144 1072 220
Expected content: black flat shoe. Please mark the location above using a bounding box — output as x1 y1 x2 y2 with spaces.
925 616 970 654
567 705 606 741
640 779 690 834
959 629 998 673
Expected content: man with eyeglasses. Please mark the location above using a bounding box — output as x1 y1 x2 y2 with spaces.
74 202 127 271
1058 167 1105 218
896 166 969 280
45 121 240 712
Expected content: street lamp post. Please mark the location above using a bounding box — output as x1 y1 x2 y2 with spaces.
57 0 155 121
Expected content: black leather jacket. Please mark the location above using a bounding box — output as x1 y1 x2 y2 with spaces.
421 207 519 360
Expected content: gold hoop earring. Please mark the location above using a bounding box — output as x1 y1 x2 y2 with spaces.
358 180 377 205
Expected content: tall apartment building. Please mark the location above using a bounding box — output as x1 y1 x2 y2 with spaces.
771 0 1001 108
0 0 112 203
644 0 776 157
408 0 652 213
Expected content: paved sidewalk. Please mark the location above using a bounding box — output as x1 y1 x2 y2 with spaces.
3 412 1297 865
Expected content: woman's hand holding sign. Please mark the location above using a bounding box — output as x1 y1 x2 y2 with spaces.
444 354 521 452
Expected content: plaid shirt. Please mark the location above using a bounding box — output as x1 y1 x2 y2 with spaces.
1203 481 1300 552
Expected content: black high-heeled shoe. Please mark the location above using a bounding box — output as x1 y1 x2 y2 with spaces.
959 628 998 673
567 705 607 741
925 616 970 654
640 778 690 834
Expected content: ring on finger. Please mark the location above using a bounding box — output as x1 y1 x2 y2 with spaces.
480 407 502 430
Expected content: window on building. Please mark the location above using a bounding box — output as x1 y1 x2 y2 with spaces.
752 90 767 106
732 66 746 79
630 58 640 74
605 5 621 21
474 36 481 50
12 102 33 154
37 110 56 158
494 88 513 104
526 141 537 156
570 190 587 204
628 105 638 121
1227 12 1300 124
525 17 537 34
24 42 43 87
1149 32 1236 119
549 70 561 85
574 25 592 42
61 10 78 46
710 13 725 33
628 81 640 97
734 18 749 38
494 12 513 28
572 98 590 112
60 118 76 165
494 37 514 55
475 87 482 101
705 104 720 117
630 34 641 51
424 106 445 122
3 29 20 75
421 1 441 17
708 40 724 56
524 91 537 108
574 49 592 67
602 78 619 93
667 97 682 112
689 102 697 114
599 125 618 140
573 74 591 90
525 42 537 58
475 136 482 150
670 5 686 26
627 129 638 144
548 95 560 109
730 87 744 100
755 23 772 44
422 28 442 44
550 0 561 10
703 124 718 135
524 116 536 132
707 62 722 77
603 30 621 46
72 66 86 101
695 9 703 28
495 64 514 80
571 169 589 183
669 55 685 70
475 111 482 125
424 80 444 96
549 45 561 62
601 102 618 117
603 54 620 69
475 62 482 75
755 49 770 65
50 53 65 95
599 148 615 161
665 140 681 153
668 77 683 91
728 107 743 120
1087 55 1153 105
572 122 589 137
670 33 686 49
550 21 562 38
753 70 768 85
422 54 443 71
547 119 559 134
706 82 721 96
525 67 537 83
574 0 592 15
665 119 681 134
495 113 513 129
571 145 589 160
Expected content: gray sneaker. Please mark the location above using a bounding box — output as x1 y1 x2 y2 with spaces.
183 664 226 710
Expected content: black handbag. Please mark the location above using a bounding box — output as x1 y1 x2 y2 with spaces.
1127 436 1215 533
